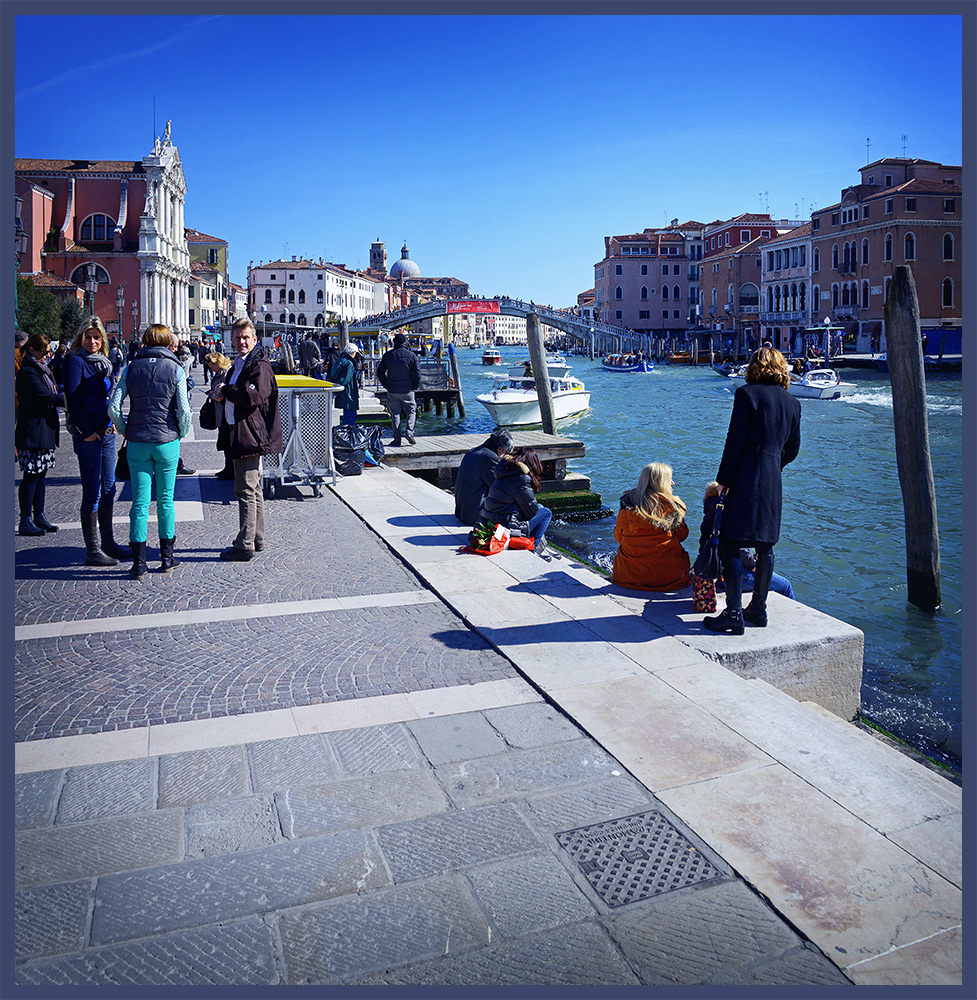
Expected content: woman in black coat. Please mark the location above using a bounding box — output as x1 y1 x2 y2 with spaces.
15 333 64 535
704 347 801 634
477 446 553 556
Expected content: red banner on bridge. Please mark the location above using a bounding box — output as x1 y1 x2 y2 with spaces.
446 300 500 314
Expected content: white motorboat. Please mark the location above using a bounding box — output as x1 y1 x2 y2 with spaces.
476 374 591 425
481 347 503 365
727 367 856 399
506 353 571 380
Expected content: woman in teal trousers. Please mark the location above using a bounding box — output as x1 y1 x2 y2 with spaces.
109 323 192 578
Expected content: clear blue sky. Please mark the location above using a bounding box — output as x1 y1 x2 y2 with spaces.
14 12 964 307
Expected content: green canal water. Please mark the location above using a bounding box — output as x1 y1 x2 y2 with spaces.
417 346 963 773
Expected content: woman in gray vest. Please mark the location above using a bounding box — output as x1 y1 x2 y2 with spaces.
109 324 192 578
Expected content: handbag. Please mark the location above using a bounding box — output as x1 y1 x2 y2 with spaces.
692 574 717 613
115 437 130 481
692 494 724 581
199 396 217 430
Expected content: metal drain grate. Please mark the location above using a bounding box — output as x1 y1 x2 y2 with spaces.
555 810 721 908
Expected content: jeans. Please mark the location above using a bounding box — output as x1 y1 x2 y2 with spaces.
340 410 357 426
127 438 180 542
72 432 118 514
232 455 264 551
745 571 794 599
527 505 552 546
387 391 417 440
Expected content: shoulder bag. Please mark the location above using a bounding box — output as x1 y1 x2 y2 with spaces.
692 494 724 581
115 434 130 481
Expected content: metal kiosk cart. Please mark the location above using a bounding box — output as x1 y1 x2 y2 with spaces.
263 375 342 498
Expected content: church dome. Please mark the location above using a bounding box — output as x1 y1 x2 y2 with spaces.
389 243 421 279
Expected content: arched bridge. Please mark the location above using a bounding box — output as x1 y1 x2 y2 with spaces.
348 296 633 348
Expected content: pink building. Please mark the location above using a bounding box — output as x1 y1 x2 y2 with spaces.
16 126 191 342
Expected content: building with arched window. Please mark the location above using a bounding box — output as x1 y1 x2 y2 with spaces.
16 125 193 341
810 157 962 354
759 222 813 355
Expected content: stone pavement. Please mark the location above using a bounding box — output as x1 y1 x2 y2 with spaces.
10 400 960 988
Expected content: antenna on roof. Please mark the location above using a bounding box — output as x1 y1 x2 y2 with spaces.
153 95 156 144
764 191 769 213
901 134 908 157
866 137 871 162
759 192 763 212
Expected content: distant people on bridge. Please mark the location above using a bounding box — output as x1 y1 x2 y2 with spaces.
611 462 691 592
477 446 553 559
454 428 512 526
329 343 360 426
703 347 801 635
376 332 420 446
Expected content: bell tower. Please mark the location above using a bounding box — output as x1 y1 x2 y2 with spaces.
370 239 387 275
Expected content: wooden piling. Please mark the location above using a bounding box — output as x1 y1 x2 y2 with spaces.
526 312 557 434
885 265 941 612
447 343 466 417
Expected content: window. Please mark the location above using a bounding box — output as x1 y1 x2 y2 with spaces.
208 248 219 264
884 234 893 261
615 264 623 275
662 264 669 275
640 286 648 300
775 250 783 270
862 281 870 308
740 230 751 242
673 285 680 300
792 247 799 268
710 237 716 250
905 198 916 212
943 234 954 260
943 278 953 308
297 315 306 326
832 245 839 269
288 289 295 303
279 313 286 324
724 233 730 245
813 286 820 310
264 290 272 302
800 284 806 310
800 246 806 266
884 198 892 215
188 285 195 299
615 285 623 299
640 264 648 275
188 309 195 325
832 284 839 309
885 174 892 186
904 233 916 260
662 285 669 300
767 252 774 271
270 273 276 280
713 262 720 273
831 213 839 226
317 273 323 280
79 213 117 242
813 248 820 272
868 175 875 184
673 310 680 318
944 198 955 213
862 205 869 219
298 290 305 303
813 218 820 231
616 310 623 320
289 273 295 280
279 289 286 302
760 230 771 237
69 263 109 285
662 309 669 318
767 287 774 311
317 290 324 303
639 310 649 319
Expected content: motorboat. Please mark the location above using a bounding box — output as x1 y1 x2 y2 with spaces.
506 353 571 379
727 367 856 399
601 353 654 373
481 347 503 365
476 374 591 425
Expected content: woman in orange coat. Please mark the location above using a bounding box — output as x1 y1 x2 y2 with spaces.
612 462 691 591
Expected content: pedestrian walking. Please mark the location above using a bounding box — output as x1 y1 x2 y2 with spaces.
15 333 64 536
376 332 420 445
328 344 360 427
171 335 196 475
297 332 322 378
65 317 128 565
109 324 192 577
211 318 282 561
202 352 234 479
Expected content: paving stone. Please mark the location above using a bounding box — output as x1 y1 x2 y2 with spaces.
706 945 852 986
435 738 619 808
352 921 641 986
248 733 340 792
15 810 185 889
467 853 592 937
376 802 541 882
15 919 279 986
186 795 281 858
158 745 250 807
15 770 63 829
91 830 388 944
484 701 581 748
57 758 156 823
330 723 424 774
277 769 448 839
279 875 489 984
15 880 91 963
524 776 656 833
605 880 802 984
407 712 508 765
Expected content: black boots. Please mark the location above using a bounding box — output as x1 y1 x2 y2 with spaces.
97 503 129 559
130 541 148 579
703 608 745 635
18 517 45 536
744 548 774 627
159 538 180 573
33 512 59 532
82 511 118 566
703 548 744 635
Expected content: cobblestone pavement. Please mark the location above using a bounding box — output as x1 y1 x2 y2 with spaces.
12 408 852 987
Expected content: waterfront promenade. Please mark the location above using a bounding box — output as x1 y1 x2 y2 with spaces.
11 410 963 988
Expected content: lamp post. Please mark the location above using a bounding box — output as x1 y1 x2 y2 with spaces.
15 194 28 327
131 299 138 345
84 263 98 318
261 304 267 340
116 285 124 340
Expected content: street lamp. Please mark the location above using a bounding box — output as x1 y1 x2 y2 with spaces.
261 304 268 339
116 285 124 340
84 263 98 318
14 194 28 326
131 299 138 344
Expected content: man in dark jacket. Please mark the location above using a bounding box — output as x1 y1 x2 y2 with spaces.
213 318 282 561
376 332 420 446
297 332 323 378
453 429 512 525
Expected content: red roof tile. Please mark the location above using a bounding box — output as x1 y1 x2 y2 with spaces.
16 158 146 174
184 228 227 244
23 271 83 289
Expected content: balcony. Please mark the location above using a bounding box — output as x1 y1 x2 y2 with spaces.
834 305 857 318
739 305 760 314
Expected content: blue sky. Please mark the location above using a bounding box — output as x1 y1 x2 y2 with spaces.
14 12 964 306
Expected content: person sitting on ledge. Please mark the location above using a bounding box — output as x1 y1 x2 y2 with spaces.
612 462 691 591
453 428 512 526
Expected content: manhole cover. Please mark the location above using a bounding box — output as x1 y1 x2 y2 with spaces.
555 810 721 908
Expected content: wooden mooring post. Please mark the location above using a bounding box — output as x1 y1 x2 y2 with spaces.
885 265 941 612
527 312 556 434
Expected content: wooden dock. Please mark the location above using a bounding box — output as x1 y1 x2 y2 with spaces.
381 431 588 492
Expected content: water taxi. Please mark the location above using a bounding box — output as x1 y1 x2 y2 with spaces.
476 374 591 425
601 353 654 373
481 347 503 365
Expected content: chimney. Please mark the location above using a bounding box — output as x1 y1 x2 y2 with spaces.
292 256 297 262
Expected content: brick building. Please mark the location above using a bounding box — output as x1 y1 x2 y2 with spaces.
759 223 814 356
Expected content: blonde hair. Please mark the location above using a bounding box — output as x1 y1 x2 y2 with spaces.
70 316 109 356
206 352 232 371
631 462 686 523
745 346 791 390
142 323 173 348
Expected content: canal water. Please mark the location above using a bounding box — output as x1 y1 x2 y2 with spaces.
418 346 963 773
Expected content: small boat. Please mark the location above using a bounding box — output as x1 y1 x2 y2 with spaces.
506 353 571 380
601 353 654 373
476 374 591 425
481 348 503 365
728 367 856 400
